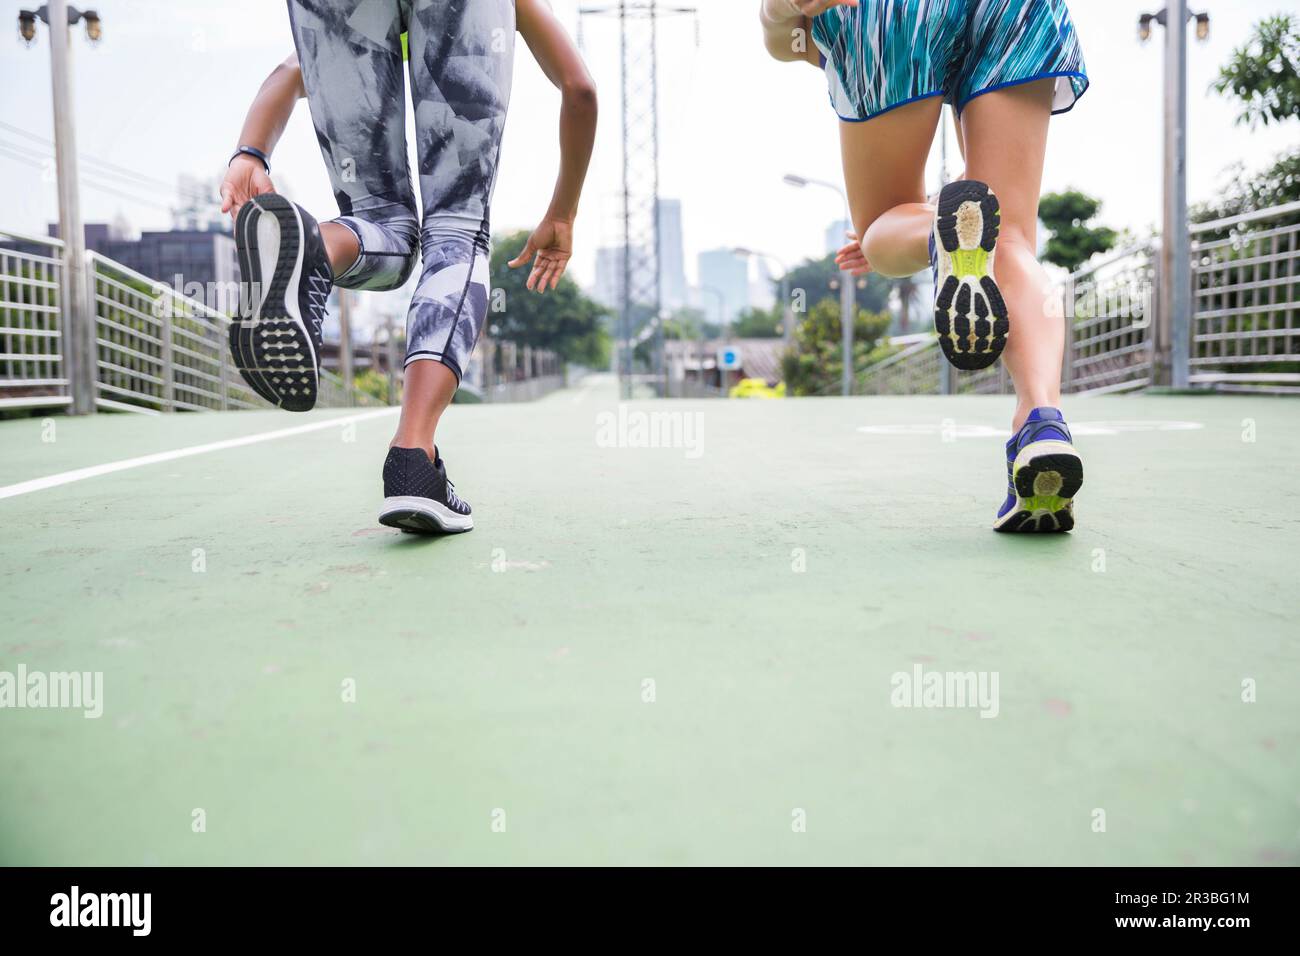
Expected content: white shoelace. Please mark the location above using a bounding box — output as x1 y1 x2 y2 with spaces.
305 269 331 337
445 477 464 511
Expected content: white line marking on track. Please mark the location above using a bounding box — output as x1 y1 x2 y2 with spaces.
0 407 399 501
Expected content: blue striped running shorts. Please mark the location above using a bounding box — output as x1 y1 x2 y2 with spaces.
811 0 1089 122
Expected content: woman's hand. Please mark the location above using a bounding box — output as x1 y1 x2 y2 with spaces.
766 0 858 19
508 218 573 294
219 155 275 220
835 230 873 277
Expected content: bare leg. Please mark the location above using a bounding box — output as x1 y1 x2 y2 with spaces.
959 81 1063 431
319 222 360 277
313 224 455 461
949 108 966 173
390 360 458 462
839 98 943 278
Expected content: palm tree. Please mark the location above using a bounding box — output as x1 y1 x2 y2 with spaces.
893 275 922 335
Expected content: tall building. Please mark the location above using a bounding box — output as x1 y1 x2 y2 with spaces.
593 244 627 312
41 223 237 298
825 218 853 256
594 242 665 313
656 198 686 311
696 248 749 325
173 174 229 233
750 256 776 310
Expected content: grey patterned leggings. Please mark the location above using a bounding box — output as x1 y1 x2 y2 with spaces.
286 0 515 381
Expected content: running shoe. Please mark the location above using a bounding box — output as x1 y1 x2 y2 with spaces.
932 179 1009 371
230 193 332 412
993 407 1083 533
378 447 474 534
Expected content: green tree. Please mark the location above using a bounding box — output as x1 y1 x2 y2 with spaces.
780 297 892 397
892 275 923 335
1192 148 1300 228
1213 14 1300 128
730 306 783 338
1196 19 1300 230
661 306 719 340
351 368 392 404
1038 190 1118 272
782 252 891 315
489 230 611 367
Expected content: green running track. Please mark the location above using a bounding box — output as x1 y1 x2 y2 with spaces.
1 376 1297 865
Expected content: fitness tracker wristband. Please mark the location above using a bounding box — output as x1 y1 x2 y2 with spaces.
229 145 271 175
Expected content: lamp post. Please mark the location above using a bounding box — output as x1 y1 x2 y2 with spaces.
785 173 854 396
733 246 794 345
699 285 724 392
337 289 354 403
1139 3 1210 389
19 3 102 415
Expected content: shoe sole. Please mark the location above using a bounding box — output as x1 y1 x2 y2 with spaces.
993 440 1083 533
378 496 474 534
230 194 319 412
933 180 1009 371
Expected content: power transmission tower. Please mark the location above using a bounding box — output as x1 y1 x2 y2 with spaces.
579 2 696 400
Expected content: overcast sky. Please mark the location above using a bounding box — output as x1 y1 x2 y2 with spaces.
1 0 1295 294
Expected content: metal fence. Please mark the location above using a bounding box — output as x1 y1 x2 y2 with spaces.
1 228 380 414
856 200 1299 397
0 229 69 410
1061 240 1156 394
2 227 566 414
1189 201 1300 393
858 338 941 396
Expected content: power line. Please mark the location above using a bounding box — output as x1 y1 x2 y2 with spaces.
0 141 186 211
0 120 175 189
0 121 215 203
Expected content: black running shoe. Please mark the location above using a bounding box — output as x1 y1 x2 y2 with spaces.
230 193 332 412
931 179 1009 371
378 447 474 534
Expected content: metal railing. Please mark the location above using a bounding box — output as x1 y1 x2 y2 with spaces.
0 229 69 410
88 253 380 413
2 227 378 413
857 242 1155 396
858 338 941 396
1189 200 1300 393
464 337 566 403
856 200 1299 397
1061 240 1155 394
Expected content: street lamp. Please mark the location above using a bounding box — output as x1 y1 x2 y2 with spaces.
17 5 101 43
732 246 794 344
785 172 854 397
1138 3 1209 390
1139 8 1210 44
18 1 103 415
